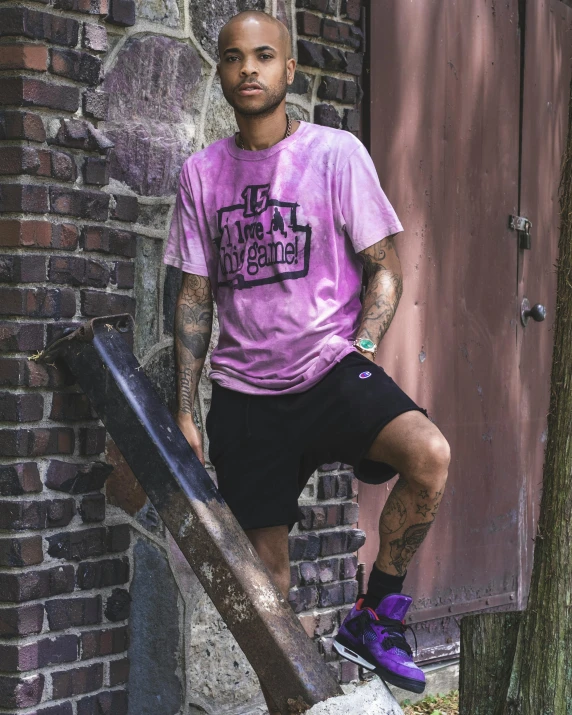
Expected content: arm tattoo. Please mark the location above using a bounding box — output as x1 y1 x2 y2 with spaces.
356 234 403 347
175 274 213 416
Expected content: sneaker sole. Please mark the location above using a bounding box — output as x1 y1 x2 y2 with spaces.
333 638 426 695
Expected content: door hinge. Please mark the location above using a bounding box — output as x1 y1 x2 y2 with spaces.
509 215 532 249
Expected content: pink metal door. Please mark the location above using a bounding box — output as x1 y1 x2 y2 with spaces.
360 0 571 662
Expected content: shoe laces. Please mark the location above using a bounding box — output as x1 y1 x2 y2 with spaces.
371 614 418 657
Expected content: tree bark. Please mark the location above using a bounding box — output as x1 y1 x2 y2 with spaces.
459 612 522 715
501 71 572 715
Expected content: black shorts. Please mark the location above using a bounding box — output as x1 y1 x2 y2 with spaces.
206 351 426 531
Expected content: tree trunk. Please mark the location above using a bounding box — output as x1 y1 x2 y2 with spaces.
460 73 572 715
501 71 572 715
459 612 522 715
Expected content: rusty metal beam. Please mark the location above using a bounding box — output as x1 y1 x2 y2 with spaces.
41 315 341 714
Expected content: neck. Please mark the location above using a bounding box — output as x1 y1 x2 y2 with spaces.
235 103 297 151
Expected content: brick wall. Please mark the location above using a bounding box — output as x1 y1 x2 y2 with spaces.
0 0 369 710
0 0 134 711
287 0 367 684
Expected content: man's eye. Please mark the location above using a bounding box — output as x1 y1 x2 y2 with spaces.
260 54 273 60
226 56 239 62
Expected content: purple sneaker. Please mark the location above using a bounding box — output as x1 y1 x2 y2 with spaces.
334 594 425 694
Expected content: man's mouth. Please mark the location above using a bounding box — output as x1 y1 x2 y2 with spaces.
237 83 264 96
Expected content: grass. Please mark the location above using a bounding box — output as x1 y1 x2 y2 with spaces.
401 691 459 715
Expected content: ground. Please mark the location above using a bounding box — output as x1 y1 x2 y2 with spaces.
402 691 459 715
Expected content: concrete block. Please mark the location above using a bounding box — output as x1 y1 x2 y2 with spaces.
307 678 403 714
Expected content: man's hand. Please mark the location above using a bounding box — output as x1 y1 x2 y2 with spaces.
176 412 205 465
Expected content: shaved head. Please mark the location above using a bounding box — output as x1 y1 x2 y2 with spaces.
218 10 292 59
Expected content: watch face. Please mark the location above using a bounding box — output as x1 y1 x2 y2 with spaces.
358 339 375 351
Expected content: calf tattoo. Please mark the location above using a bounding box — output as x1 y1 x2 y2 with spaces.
379 481 445 576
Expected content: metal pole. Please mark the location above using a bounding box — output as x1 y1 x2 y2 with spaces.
40 315 341 715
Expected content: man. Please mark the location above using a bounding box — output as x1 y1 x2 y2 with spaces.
164 9 450 708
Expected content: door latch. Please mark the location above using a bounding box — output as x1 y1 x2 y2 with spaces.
509 215 532 250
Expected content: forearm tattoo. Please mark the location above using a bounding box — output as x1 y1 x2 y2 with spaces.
357 235 403 346
175 274 213 415
379 478 444 576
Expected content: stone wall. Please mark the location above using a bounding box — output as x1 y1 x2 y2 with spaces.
0 0 368 712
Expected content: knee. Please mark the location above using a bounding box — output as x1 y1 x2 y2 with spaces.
410 432 450 486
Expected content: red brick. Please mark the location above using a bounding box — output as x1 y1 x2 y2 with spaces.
0 184 48 213
295 0 336 13
0 535 43 567
0 427 75 457
0 110 46 142
112 261 135 289
50 392 96 420
0 77 80 112
106 0 135 26
50 187 109 221
0 462 42 496
0 603 44 638
0 254 47 282
80 290 135 318
82 23 108 52
36 703 74 715
46 596 102 631
52 663 103 699
318 582 344 608
0 287 75 318
47 527 106 561
81 226 136 257
51 150 77 182
314 103 342 129
342 107 360 132
297 10 321 36
49 256 110 288
0 565 74 603
319 530 346 557
78 493 106 523
342 579 358 604
341 0 361 21
45 460 112 494
49 48 102 86
109 657 129 686
340 555 358 580
106 524 130 553
340 659 358 683
79 426 106 455
54 0 109 13
77 556 129 589
0 499 75 530
77 690 128 715
104 588 130 622
289 533 320 561
110 194 138 222
0 220 51 248
0 7 80 45
52 223 80 250
80 626 128 659
0 673 44 708
0 322 43 353
0 358 71 389
287 586 318 613
0 393 43 422
0 43 48 70
346 528 366 552
0 146 42 175
345 51 363 76
83 156 109 186
342 502 359 525
49 117 112 152
0 634 78 672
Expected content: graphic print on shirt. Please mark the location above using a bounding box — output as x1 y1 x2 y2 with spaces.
214 184 312 289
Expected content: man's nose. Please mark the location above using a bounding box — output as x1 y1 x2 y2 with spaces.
240 59 258 76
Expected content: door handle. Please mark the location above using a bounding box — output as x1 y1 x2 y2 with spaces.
521 298 547 327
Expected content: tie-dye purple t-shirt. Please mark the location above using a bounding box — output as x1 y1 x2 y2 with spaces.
163 121 403 395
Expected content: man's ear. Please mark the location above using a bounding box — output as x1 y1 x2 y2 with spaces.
286 58 296 85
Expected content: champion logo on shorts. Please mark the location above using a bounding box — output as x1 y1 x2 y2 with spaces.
359 371 372 379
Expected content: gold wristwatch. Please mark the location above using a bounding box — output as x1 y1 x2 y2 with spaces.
353 337 377 359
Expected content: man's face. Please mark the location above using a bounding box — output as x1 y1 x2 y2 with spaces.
217 17 295 117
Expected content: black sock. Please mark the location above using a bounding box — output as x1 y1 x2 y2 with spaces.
362 564 406 610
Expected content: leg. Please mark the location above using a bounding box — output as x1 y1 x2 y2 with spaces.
245 525 291 715
366 411 451 576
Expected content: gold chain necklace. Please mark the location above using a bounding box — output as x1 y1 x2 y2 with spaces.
237 114 292 150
